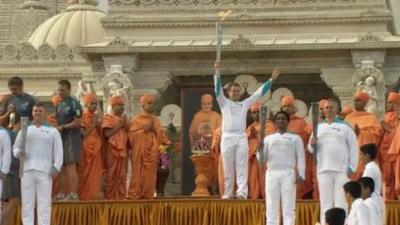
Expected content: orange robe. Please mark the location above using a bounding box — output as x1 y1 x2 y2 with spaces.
128 112 168 199
388 121 400 199
289 115 313 199
189 110 221 145
77 111 103 200
378 111 398 199
346 111 383 180
211 126 224 195
101 114 128 200
247 120 276 200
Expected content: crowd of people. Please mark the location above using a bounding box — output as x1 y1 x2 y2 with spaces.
0 61 398 225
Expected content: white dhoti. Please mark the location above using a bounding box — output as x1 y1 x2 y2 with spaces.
266 170 296 225
318 171 349 225
21 170 53 225
221 135 248 199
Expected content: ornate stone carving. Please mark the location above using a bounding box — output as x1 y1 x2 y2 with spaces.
233 74 258 94
160 104 181 127
357 32 383 42
352 60 385 117
3 44 19 60
109 0 387 7
20 43 37 59
107 37 130 48
229 34 253 46
351 50 386 68
56 44 72 58
0 43 75 61
102 64 135 117
38 44 54 59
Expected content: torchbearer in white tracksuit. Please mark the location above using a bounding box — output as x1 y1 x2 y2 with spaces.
13 103 63 225
308 99 359 225
214 61 281 199
0 126 12 224
260 111 305 225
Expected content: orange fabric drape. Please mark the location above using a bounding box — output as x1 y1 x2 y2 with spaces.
128 113 167 199
379 111 399 200
13 200 400 225
78 111 103 200
101 114 129 200
346 111 383 180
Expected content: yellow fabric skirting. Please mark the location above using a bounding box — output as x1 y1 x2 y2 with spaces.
13 199 400 225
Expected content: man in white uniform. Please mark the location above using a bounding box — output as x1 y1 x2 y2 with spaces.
343 181 372 225
14 103 63 225
308 99 359 225
261 111 305 225
358 177 383 225
0 125 12 224
214 61 280 199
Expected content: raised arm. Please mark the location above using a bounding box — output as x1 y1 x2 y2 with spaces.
214 61 227 107
244 68 281 108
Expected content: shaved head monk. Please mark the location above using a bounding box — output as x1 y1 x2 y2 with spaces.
101 96 129 200
128 94 170 199
346 92 382 180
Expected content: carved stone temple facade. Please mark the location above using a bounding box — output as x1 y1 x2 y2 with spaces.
1 0 400 194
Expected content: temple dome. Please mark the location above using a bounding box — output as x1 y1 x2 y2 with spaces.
29 1 105 49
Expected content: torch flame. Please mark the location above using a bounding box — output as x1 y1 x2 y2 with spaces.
218 10 232 21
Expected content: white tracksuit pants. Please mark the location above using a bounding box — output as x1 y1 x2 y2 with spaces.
21 170 53 225
221 135 248 198
266 170 296 225
318 171 349 225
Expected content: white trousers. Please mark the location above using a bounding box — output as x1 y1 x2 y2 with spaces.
221 135 248 198
21 170 53 225
317 171 349 225
266 170 296 225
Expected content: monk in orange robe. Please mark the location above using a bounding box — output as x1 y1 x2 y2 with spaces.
77 93 103 200
101 96 129 200
305 98 328 200
211 126 224 195
388 96 400 199
247 102 276 199
346 92 382 180
281 96 313 199
382 92 400 199
128 94 169 199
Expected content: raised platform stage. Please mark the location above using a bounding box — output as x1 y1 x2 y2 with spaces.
13 199 400 225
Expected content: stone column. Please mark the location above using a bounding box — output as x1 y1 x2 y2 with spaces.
320 68 355 108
